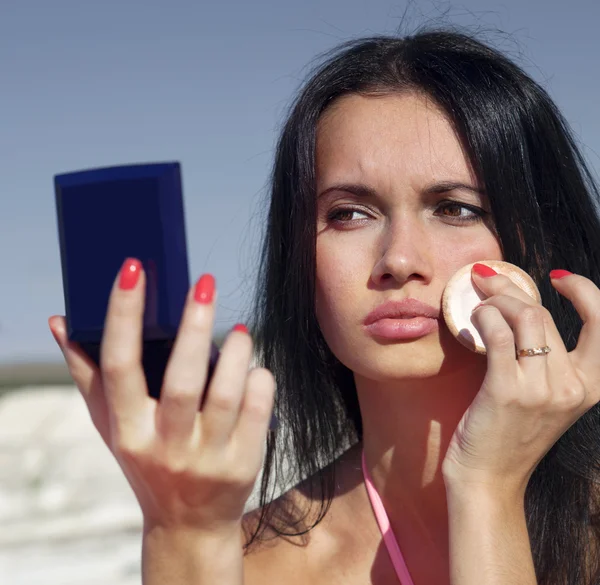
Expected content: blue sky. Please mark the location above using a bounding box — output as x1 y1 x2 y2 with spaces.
1 0 599 363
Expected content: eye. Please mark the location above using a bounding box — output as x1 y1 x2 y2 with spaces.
326 206 371 224
435 201 488 224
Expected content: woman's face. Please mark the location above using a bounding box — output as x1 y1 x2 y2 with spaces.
315 92 503 381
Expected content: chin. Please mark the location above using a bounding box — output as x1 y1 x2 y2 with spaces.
342 337 449 380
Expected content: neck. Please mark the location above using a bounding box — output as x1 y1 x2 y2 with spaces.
356 358 486 567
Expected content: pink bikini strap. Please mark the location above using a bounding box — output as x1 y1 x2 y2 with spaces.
361 449 415 585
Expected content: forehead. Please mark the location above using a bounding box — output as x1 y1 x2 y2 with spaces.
315 92 476 187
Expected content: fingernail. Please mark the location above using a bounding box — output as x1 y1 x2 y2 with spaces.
549 269 573 280
472 263 498 278
232 323 249 334
471 302 486 313
119 258 142 290
194 274 215 304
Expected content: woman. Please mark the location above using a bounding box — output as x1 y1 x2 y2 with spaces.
49 29 600 584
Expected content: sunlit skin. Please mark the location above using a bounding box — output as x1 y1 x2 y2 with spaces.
47 86 599 584
314 92 503 581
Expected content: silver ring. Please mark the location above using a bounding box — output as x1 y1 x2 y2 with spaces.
516 346 551 358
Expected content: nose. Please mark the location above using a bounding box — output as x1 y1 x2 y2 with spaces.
370 215 434 287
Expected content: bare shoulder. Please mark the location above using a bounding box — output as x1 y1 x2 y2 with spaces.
241 500 312 585
240 442 383 585
240 475 331 584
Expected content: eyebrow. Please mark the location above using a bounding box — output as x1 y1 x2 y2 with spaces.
317 181 484 199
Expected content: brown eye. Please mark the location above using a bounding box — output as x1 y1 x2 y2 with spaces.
436 201 487 224
441 203 465 217
326 207 370 223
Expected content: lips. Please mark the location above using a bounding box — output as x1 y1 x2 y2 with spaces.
362 299 441 341
363 298 440 326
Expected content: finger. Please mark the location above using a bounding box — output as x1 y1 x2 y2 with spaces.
471 269 540 306
472 268 569 357
158 274 217 445
231 367 276 477
100 258 149 419
48 315 111 446
471 266 557 369
470 304 518 373
550 271 600 373
475 295 552 373
201 325 254 446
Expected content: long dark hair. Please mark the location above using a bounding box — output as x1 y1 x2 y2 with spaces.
246 29 600 584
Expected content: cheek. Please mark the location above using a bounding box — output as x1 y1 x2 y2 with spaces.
315 240 366 328
436 234 503 278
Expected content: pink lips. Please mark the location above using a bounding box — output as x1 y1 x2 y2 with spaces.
363 299 440 340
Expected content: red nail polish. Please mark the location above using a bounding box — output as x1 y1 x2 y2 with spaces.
119 258 142 290
549 269 573 280
472 263 498 278
233 323 248 334
194 274 215 304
